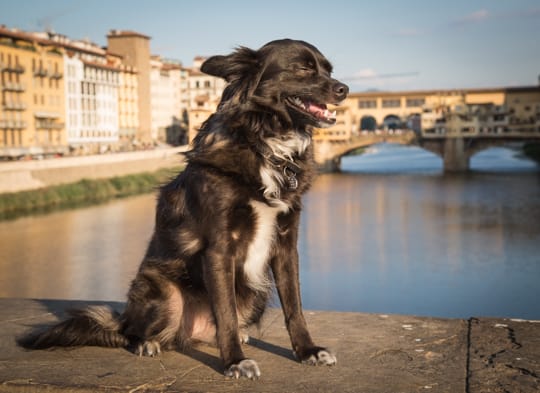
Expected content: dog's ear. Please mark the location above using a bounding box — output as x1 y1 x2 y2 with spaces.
201 47 259 83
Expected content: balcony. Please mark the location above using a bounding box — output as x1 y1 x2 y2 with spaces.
3 64 25 73
13 120 27 129
2 82 26 92
0 120 26 129
50 71 63 80
34 68 48 77
36 120 64 130
2 101 27 111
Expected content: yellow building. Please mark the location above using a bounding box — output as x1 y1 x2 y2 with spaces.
0 27 65 158
108 52 139 145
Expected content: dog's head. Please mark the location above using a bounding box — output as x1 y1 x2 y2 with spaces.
201 39 348 130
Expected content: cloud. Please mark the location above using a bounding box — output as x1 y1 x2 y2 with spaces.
348 69 420 81
451 9 489 26
344 69 420 90
354 68 378 79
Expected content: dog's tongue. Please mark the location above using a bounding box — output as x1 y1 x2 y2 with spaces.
306 101 336 121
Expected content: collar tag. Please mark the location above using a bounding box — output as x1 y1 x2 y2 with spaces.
283 166 299 190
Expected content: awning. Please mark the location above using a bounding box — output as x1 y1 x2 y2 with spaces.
34 111 61 119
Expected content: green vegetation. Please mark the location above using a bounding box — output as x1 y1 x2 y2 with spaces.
0 166 183 221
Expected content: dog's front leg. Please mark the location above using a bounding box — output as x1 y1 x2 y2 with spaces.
271 213 337 366
203 251 261 379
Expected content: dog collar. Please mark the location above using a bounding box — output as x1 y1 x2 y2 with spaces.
268 156 301 190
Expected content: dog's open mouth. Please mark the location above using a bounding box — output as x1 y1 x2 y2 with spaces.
287 97 337 126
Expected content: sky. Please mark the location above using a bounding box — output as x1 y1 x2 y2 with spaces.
1 0 539 92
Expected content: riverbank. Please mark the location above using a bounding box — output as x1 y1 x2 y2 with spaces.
0 146 186 220
0 298 538 392
0 166 182 220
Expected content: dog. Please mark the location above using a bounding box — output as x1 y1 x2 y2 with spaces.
18 39 349 379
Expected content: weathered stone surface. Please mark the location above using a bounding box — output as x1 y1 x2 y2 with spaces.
468 317 540 393
0 299 537 392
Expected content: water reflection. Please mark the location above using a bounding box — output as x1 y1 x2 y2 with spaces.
0 145 539 319
0 196 155 301
299 145 540 318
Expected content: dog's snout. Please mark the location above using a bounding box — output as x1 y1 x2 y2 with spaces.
332 82 349 101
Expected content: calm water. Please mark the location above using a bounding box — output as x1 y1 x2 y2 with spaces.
1 144 539 319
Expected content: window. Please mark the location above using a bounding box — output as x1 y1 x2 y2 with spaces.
358 100 377 109
382 99 401 108
406 98 425 107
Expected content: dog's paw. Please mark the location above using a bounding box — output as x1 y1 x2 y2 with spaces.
136 340 161 357
224 359 261 380
297 347 337 366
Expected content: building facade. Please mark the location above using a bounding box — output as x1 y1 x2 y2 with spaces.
108 53 139 145
1 26 66 158
150 56 186 143
45 33 120 152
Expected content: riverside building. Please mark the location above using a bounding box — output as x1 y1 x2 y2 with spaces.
0 26 66 158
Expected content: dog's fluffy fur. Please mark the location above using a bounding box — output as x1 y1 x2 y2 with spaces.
18 39 349 379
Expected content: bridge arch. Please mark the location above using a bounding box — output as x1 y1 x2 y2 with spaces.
406 113 422 133
383 115 402 130
360 115 377 131
313 132 417 171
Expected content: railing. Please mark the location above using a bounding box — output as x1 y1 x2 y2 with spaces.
35 121 64 130
33 68 48 77
1 82 26 91
0 120 27 129
2 64 25 73
2 102 27 111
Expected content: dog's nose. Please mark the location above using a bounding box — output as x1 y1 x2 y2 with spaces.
333 82 349 101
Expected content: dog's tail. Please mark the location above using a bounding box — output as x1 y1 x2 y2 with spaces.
17 306 129 350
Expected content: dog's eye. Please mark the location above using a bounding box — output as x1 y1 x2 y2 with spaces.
296 64 315 75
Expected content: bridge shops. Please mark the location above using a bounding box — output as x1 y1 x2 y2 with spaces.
313 86 540 172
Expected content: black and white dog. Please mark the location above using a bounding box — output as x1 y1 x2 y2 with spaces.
19 39 349 379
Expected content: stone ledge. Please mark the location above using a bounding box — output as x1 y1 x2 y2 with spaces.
0 299 538 392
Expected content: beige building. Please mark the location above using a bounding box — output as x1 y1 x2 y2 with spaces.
150 56 186 143
185 56 225 141
0 26 66 158
108 52 139 145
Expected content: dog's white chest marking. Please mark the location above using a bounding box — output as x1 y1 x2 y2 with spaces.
243 200 282 291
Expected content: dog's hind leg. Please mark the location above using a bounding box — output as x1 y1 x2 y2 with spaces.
122 268 183 356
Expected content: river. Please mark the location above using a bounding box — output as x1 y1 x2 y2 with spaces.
1 144 539 319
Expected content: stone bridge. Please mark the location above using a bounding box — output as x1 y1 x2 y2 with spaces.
313 131 540 172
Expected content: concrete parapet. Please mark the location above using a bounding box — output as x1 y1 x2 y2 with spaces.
0 147 187 193
0 298 538 392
